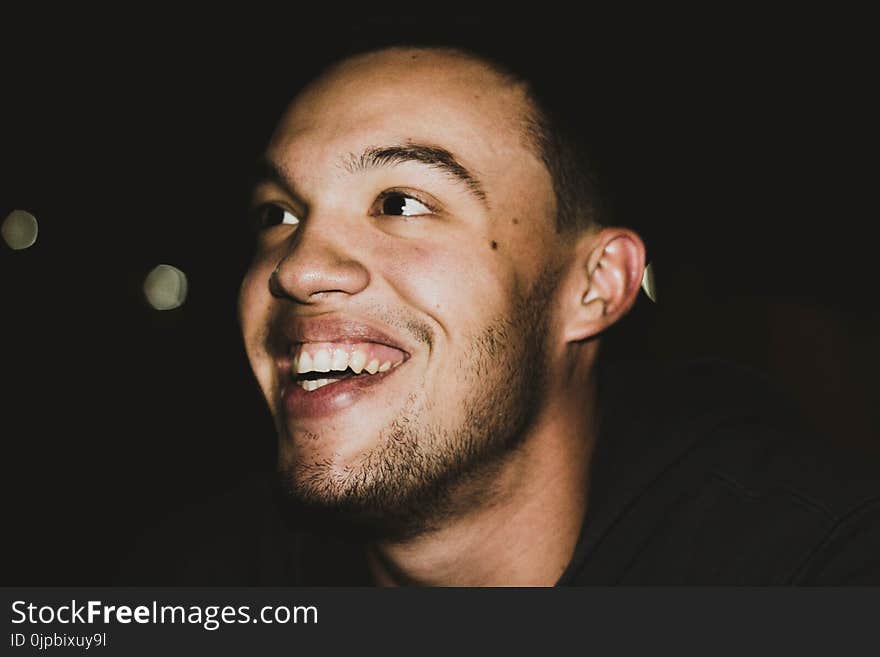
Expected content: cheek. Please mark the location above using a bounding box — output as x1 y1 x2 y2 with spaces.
238 263 274 366
382 240 512 329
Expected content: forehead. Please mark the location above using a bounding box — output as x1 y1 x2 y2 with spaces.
267 48 541 186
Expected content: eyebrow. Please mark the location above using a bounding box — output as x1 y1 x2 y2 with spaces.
346 144 489 207
253 143 489 208
252 157 299 198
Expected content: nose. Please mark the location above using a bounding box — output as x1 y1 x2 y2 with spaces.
269 216 370 304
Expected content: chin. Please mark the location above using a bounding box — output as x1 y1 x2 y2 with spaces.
272 457 448 543
282 411 397 465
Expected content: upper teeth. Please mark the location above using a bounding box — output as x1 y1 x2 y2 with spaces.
292 344 405 378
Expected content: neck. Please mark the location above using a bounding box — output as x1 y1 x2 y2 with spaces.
366 380 598 586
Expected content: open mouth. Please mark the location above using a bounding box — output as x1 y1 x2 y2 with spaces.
289 341 408 392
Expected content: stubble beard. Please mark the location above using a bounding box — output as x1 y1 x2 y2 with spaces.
276 267 560 542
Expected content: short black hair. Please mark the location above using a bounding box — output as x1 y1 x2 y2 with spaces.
291 16 613 234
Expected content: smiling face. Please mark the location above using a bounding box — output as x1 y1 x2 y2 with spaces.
238 48 570 537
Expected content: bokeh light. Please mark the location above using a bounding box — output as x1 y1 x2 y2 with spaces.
2 210 38 250
143 264 188 310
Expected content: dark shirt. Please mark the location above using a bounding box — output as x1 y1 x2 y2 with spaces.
119 359 880 585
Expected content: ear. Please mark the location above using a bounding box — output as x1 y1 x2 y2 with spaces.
560 227 646 343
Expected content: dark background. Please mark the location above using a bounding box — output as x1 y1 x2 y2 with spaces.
2 12 877 584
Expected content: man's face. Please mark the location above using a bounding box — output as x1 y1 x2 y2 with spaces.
239 48 566 535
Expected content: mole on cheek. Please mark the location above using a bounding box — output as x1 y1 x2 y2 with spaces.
512 218 519 225
490 240 498 250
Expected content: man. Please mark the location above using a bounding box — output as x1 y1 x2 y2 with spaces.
238 44 644 586
125 38 880 586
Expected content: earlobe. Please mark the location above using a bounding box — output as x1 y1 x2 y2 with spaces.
562 228 646 343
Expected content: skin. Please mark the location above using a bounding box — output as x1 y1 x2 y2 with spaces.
238 47 646 585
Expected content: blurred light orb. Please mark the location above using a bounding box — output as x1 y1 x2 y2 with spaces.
144 264 188 310
641 262 657 303
2 210 39 250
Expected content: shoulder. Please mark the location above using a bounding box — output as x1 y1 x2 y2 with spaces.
584 358 880 584
115 474 297 585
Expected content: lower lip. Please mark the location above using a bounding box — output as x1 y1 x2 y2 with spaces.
281 363 405 420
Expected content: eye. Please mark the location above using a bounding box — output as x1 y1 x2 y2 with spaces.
253 204 300 229
378 192 434 217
